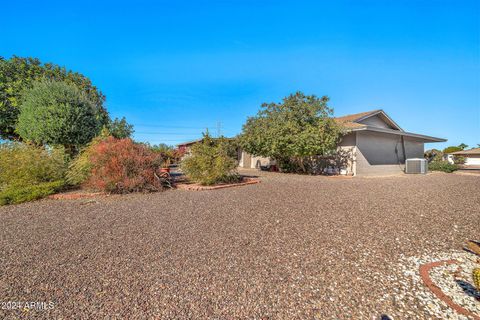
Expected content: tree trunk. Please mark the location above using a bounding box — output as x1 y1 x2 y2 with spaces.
64 144 78 158
298 156 307 173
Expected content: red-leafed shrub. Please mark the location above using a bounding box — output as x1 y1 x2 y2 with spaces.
85 137 165 193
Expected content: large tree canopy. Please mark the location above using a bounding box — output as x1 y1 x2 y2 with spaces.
240 92 343 171
16 80 103 154
443 144 468 154
108 116 134 139
0 56 108 140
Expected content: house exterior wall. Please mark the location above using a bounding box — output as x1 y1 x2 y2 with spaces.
338 133 357 175
251 155 271 168
403 137 425 159
238 148 246 167
238 151 271 169
355 131 425 176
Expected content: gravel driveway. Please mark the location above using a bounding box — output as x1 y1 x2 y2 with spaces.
0 171 478 319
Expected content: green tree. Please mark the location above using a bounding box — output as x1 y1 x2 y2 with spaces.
443 146 463 154
181 132 239 185
150 143 175 153
0 56 108 140
219 137 240 160
239 92 343 172
16 80 103 155
458 143 468 150
424 149 443 161
108 117 134 139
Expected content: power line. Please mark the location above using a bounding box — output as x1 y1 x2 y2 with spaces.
133 123 214 129
132 123 236 132
134 132 204 135
138 140 192 142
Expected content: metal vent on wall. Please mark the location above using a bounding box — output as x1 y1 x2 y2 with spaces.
405 158 428 174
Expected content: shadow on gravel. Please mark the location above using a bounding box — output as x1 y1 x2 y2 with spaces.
455 279 480 301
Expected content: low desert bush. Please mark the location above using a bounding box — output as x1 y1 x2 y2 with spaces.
66 147 94 186
180 133 240 185
66 133 107 186
84 137 166 193
0 181 65 205
0 143 66 186
0 143 67 205
428 160 458 173
452 155 466 165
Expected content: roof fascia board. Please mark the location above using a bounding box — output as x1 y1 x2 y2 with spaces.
348 126 446 142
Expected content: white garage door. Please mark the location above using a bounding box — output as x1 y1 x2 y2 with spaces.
465 156 480 166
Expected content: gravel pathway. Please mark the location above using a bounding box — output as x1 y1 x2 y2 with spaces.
0 171 478 319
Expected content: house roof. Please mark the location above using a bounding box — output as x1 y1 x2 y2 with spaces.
334 110 382 124
177 109 447 146
335 109 446 143
449 148 480 155
334 109 403 131
177 137 235 147
177 139 203 147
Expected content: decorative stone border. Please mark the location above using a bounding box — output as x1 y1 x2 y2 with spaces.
175 178 261 191
49 178 261 197
419 259 480 320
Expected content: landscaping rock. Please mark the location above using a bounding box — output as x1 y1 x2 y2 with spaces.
0 171 478 318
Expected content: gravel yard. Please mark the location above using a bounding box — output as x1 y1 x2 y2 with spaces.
0 171 478 319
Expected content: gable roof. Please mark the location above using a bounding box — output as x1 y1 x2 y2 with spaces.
335 109 446 143
334 109 403 131
449 148 480 155
334 110 382 123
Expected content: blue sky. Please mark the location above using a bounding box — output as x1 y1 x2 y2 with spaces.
2 0 479 149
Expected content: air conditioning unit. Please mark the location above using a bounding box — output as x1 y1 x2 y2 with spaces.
405 158 428 174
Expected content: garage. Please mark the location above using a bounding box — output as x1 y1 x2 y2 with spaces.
448 148 480 168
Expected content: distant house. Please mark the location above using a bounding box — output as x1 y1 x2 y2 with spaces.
178 110 446 176
447 148 480 168
177 139 203 155
177 138 236 155
238 110 446 176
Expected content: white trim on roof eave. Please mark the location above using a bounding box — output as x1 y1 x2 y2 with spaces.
355 110 404 132
348 126 446 142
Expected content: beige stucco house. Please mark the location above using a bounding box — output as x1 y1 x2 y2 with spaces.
238 110 446 176
447 148 480 168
